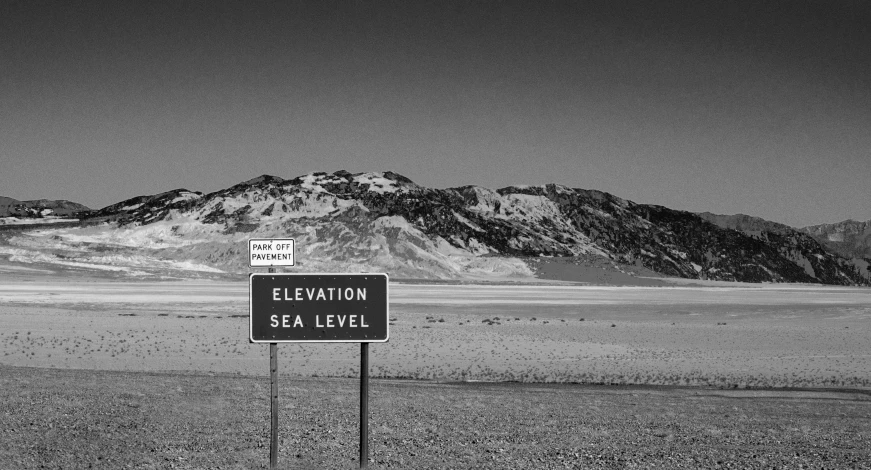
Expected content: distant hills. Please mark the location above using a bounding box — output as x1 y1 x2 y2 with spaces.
0 172 868 284
0 196 90 218
802 219 871 261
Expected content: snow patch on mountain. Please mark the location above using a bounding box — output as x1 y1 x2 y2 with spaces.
298 173 340 193
171 191 202 204
352 172 410 194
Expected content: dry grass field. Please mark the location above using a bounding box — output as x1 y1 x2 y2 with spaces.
1 271 870 468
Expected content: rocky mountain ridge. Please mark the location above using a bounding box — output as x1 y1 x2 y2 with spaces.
0 171 868 284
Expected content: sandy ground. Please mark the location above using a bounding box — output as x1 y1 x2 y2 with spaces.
3 367 870 469
1 272 870 389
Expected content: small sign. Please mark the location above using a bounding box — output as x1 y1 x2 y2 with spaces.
248 238 295 267
249 273 389 343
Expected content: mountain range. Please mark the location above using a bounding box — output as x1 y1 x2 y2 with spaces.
0 171 868 285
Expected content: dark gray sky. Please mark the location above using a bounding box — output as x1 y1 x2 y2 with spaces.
2 0 869 227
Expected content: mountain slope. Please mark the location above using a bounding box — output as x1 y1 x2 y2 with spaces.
0 171 867 284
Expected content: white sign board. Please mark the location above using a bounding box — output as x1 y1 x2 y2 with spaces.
248 238 295 267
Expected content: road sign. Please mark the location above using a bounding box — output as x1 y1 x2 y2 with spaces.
249 273 389 343
248 238 295 267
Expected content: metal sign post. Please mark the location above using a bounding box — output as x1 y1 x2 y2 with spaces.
248 239 295 470
270 341 278 469
267 266 279 470
360 342 369 469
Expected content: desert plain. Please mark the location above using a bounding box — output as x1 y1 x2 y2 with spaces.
2 271 870 388
1 269 870 468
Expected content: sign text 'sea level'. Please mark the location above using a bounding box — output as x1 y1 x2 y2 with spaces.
249 273 389 343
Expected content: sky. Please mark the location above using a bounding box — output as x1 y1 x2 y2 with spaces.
1 0 869 227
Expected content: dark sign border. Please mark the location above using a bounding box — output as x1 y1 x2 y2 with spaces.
249 273 389 343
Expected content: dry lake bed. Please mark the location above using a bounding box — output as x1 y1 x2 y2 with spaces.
1 272 870 468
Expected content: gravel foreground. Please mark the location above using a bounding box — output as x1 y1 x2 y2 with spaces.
1 366 870 469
